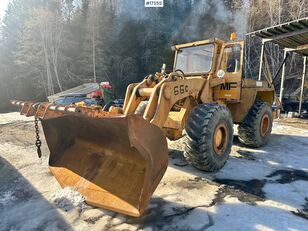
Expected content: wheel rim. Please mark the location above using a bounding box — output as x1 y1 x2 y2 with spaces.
213 124 228 156
260 113 270 137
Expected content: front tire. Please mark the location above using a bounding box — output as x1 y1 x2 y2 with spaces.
183 104 233 172
238 101 273 147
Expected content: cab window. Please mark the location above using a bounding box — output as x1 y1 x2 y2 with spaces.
175 44 214 74
220 45 241 73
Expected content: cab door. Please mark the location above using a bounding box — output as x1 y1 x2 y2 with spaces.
215 41 244 102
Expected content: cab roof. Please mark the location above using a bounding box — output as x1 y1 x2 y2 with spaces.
174 38 225 50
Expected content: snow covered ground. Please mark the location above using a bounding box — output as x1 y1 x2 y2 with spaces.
0 112 307 231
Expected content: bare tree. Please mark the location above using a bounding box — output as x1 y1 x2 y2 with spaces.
88 0 102 83
16 4 66 96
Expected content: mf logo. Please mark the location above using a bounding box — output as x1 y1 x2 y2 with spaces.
221 82 237 90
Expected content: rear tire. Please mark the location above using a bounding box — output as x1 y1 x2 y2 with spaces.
183 104 233 172
238 101 272 147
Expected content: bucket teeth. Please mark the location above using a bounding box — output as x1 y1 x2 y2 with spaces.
10 100 25 107
11 100 111 119
11 100 40 117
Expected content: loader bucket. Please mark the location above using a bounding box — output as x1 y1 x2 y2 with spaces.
41 112 168 217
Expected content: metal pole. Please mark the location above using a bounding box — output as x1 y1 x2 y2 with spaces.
258 40 265 81
271 52 289 86
279 49 288 103
299 56 307 116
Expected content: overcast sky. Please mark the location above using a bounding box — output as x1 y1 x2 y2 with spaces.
0 0 10 20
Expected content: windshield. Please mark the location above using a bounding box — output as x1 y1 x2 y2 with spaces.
175 44 214 74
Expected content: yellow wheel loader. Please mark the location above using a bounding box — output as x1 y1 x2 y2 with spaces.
12 35 276 217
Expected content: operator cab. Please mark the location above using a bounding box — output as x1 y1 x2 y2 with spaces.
173 35 244 102
173 37 243 76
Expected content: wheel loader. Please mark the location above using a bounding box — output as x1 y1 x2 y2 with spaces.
12 34 276 217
